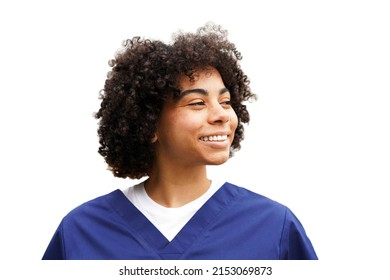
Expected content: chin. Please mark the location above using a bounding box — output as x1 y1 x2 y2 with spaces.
205 154 230 166
208 161 228 166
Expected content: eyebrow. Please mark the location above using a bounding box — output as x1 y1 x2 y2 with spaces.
179 87 230 98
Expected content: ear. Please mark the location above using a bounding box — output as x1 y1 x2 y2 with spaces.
151 134 158 143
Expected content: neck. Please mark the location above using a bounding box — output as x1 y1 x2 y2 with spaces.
145 164 211 208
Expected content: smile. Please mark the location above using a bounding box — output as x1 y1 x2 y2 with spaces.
199 135 228 142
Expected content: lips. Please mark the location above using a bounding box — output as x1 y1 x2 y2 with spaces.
199 135 228 142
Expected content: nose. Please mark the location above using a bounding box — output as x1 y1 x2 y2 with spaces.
208 102 230 124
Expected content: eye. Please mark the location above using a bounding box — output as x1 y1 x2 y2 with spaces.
188 101 206 106
220 100 232 107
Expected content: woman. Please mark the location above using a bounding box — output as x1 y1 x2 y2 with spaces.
42 23 317 260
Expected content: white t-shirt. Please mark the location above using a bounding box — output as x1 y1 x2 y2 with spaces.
123 180 223 241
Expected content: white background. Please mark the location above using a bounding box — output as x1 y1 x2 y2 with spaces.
1 0 389 278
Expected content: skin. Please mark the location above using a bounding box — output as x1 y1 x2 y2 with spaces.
146 67 238 207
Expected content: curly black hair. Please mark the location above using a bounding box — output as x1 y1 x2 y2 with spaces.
95 23 256 179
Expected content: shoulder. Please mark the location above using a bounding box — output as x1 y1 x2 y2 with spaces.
225 182 312 227
61 190 125 224
224 182 287 210
221 182 290 219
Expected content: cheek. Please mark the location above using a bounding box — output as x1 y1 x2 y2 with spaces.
230 111 239 130
159 111 198 140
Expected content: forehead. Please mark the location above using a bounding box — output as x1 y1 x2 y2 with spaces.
177 68 224 90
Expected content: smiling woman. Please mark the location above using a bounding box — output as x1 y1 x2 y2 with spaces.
152 68 238 173
42 23 318 260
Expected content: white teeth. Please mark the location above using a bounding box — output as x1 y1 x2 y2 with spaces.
200 135 228 142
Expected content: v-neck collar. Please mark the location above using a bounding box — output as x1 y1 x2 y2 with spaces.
104 182 240 259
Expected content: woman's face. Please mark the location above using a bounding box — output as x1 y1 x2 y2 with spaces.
153 68 238 168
